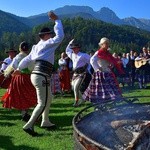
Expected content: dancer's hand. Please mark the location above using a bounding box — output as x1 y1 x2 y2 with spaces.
48 11 58 20
69 39 74 45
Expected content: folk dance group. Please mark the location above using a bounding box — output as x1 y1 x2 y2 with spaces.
0 12 124 136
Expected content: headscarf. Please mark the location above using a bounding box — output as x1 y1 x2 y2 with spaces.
97 48 124 74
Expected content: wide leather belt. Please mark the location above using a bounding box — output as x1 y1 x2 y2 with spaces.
73 64 88 74
33 60 54 76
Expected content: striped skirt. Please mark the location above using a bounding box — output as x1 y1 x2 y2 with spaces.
82 71 123 103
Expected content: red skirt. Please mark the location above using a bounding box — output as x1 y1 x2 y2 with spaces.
0 73 11 89
59 69 71 92
1 74 37 110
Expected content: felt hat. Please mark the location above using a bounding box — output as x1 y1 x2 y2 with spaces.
5 48 17 53
38 27 53 35
70 43 81 49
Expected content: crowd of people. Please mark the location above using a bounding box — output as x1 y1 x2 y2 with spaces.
112 47 150 89
0 12 150 136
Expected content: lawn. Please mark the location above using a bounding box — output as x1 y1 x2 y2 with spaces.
0 84 150 150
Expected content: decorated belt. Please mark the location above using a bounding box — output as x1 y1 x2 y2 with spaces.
33 60 54 76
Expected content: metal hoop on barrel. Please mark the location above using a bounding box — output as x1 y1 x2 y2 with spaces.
73 98 150 150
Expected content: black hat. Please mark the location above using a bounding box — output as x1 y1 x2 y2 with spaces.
5 48 17 53
19 41 29 51
70 43 81 49
38 27 53 36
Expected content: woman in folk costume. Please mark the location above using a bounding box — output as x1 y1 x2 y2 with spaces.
1 41 37 121
66 39 91 107
82 37 124 103
58 52 71 94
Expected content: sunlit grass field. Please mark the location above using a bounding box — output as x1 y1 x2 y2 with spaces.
0 83 150 150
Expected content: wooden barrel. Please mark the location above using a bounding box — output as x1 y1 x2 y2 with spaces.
73 101 150 150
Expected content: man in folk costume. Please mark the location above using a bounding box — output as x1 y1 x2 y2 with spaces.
13 12 64 136
0 48 17 88
83 37 124 103
0 48 17 73
66 39 91 107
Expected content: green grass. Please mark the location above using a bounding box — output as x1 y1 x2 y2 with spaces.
0 91 90 150
0 84 150 150
121 83 150 103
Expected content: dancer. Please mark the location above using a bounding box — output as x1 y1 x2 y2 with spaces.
83 37 124 103
66 39 90 107
58 52 71 94
1 41 37 121
13 11 64 136
0 48 17 88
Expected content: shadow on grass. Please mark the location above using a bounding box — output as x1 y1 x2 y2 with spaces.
0 114 21 121
0 109 21 121
50 101 76 114
0 106 24 121
0 121 15 127
0 135 38 150
0 106 19 113
50 114 74 128
53 94 74 98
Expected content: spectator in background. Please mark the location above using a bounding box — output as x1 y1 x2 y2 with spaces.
112 53 125 87
121 53 130 87
147 48 150 82
127 50 136 87
135 47 150 89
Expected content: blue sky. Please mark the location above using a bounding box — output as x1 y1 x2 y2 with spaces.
1 0 150 19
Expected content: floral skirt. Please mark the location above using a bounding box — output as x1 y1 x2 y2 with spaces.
82 71 122 103
1 74 37 110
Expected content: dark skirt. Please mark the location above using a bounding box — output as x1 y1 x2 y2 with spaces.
0 73 11 89
82 71 122 103
1 74 37 110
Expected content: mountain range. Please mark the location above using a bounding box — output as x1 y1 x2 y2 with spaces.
1 5 150 34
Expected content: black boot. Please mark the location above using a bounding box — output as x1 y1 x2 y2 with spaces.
22 113 31 122
23 127 38 136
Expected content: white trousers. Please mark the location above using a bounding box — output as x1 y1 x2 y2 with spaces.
71 73 86 101
23 72 53 129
